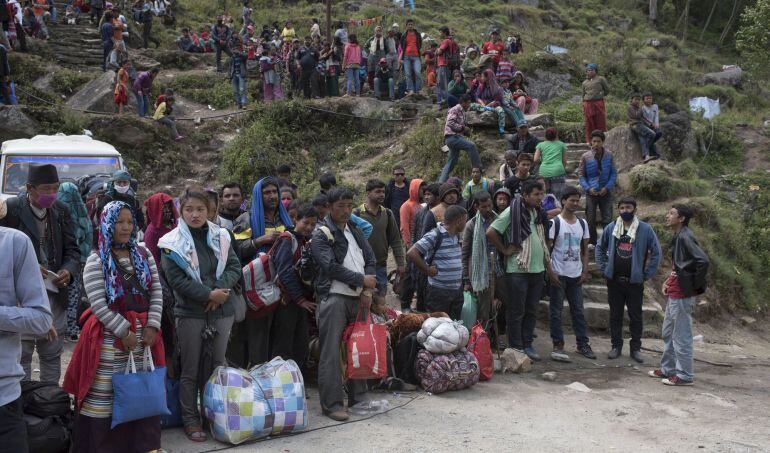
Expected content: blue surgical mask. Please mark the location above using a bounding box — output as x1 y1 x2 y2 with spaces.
620 211 635 222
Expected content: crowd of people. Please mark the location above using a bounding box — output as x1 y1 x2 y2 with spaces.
0 131 710 448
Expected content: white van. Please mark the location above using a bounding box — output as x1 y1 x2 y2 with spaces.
0 134 126 200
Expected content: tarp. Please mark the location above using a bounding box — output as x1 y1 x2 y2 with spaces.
545 44 568 54
689 97 720 120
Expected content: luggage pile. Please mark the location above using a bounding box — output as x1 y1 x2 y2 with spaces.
392 315 485 395
203 357 308 445
20 381 73 453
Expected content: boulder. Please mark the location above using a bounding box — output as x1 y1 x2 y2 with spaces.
658 111 697 161
500 348 532 374
527 69 572 103
699 67 742 87
0 106 40 139
88 115 162 150
465 111 553 129
603 125 643 172
65 71 119 113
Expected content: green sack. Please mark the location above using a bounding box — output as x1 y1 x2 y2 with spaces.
461 291 478 329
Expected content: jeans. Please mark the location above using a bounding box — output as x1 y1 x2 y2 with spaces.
470 103 507 134
142 20 160 49
660 297 695 381
585 193 613 246
375 266 388 297
345 67 360 96
102 40 113 71
436 66 451 105
0 399 28 453
214 42 232 71
374 77 394 100
176 315 233 427
636 124 661 158
607 279 644 351
505 272 544 349
317 293 368 412
21 293 64 382
545 175 566 201
403 56 422 93
299 67 318 99
502 105 525 125
135 92 150 117
231 74 247 107
425 284 463 321
549 276 589 347
440 134 481 182
157 116 179 139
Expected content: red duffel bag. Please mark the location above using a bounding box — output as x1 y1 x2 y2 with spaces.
342 304 388 380
467 322 493 381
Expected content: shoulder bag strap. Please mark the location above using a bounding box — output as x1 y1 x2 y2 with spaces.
113 252 151 301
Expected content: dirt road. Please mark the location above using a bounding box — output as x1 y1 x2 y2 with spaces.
145 321 770 453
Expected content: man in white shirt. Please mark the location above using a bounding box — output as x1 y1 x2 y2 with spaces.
547 187 596 361
310 187 377 422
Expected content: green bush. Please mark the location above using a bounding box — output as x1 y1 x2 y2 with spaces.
692 121 744 176
172 73 236 109
51 69 97 96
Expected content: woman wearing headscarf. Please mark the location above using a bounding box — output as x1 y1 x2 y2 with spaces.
159 188 241 443
63 201 165 453
143 192 177 265
470 68 517 136
58 182 94 340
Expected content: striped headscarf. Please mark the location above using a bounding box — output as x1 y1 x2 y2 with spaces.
98 201 151 305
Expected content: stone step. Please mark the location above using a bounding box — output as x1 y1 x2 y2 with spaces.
567 142 591 150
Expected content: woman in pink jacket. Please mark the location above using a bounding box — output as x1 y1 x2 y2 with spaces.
342 34 362 96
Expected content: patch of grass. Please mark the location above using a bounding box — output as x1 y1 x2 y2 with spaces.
628 163 710 201
51 69 97 96
172 73 235 109
692 120 744 176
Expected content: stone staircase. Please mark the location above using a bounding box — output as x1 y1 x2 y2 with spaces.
47 21 104 69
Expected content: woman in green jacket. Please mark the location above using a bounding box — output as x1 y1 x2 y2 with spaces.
159 188 241 443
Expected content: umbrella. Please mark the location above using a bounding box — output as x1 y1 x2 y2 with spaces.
197 313 219 429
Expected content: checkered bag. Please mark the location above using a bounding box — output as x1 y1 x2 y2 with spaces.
248 357 308 435
203 367 272 444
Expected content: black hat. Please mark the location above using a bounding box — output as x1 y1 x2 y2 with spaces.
28 164 59 185
439 182 459 201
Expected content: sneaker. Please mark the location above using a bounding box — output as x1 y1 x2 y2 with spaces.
523 347 541 362
607 347 621 359
662 376 694 386
576 344 597 359
648 369 669 379
630 350 644 364
550 350 571 362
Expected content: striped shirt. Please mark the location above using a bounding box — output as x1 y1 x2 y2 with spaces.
82 247 163 339
414 223 462 290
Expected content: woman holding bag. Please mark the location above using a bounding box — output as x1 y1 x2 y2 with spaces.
64 201 165 453
159 188 241 443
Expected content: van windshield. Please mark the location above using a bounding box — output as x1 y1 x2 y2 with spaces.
3 155 121 194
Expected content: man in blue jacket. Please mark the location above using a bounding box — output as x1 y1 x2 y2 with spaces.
596 197 661 363
579 130 617 247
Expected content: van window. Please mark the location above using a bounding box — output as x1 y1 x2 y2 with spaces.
3 155 121 194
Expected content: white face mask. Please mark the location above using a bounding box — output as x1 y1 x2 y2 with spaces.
115 184 131 194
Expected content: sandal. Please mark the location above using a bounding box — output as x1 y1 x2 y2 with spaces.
184 425 207 443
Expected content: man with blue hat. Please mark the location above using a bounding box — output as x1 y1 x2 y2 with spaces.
505 119 540 156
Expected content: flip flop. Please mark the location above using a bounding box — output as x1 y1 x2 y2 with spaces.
184 426 207 443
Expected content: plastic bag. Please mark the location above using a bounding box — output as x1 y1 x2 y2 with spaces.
467 322 493 381
342 306 388 380
111 348 170 428
689 97 720 120
461 291 477 329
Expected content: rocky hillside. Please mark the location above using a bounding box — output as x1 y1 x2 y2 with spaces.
2 0 769 317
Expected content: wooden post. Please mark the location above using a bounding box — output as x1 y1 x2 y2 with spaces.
326 0 332 41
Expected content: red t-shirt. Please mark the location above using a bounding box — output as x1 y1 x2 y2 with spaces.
481 40 505 63
665 268 687 299
404 32 419 57
437 38 456 67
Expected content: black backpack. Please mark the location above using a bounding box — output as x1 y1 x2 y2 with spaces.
296 226 334 287
393 332 422 385
549 216 587 254
21 381 72 418
24 414 71 453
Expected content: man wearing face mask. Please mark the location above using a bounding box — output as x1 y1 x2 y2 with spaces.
596 197 661 363
1 164 80 383
96 170 146 231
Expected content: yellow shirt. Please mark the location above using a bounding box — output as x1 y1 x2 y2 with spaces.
153 102 167 120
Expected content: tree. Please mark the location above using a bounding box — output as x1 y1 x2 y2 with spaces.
736 0 770 75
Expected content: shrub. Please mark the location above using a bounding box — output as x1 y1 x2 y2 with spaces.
628 163 709 201
51 69 97 96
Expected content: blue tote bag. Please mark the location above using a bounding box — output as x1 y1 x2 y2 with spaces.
112 347 171 428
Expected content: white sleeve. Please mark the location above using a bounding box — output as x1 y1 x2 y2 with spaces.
548 219 555 240
581 219 590 240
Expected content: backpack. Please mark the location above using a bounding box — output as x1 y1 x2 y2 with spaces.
20 381 71 418
242 234 289 318
296 225 334 287
393 331 422 385
425 227 445 267
549 216 587 253
446 40 461 71
24 414 71 453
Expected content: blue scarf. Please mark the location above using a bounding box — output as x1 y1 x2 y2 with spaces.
250 177 293 251
98 201 151 305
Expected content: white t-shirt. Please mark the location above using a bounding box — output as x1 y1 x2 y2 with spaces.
330 225 365 297
548 214 589 278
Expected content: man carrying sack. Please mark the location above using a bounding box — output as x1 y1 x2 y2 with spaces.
310 187 377 422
